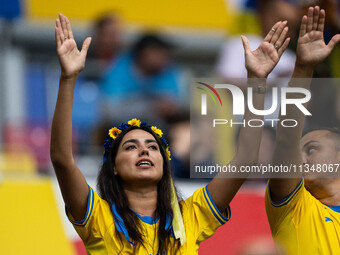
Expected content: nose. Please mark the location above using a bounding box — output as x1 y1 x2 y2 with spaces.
139 146 149 156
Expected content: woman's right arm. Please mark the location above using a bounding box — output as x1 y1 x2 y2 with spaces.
50 13 92 220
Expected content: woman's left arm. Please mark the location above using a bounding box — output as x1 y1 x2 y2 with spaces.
208 21 290 212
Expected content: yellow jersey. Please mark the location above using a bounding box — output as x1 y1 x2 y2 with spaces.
265 179 340 255
66 185 231 254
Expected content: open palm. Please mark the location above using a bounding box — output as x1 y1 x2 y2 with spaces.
296 6 340 67
245 41 281 78
242 21 290 78
55 13 91 79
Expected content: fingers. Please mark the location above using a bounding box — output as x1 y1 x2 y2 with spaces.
264 21 282 42
312 6 320 30
300 6 325 38
81 37 92 57
59 13 69 40
55 25 61 48
317 9 325 32
299 15 307 37
327 34 340 52
270 20 287 45
264 20 289 53
56 18 65 44
64 15 74 40
241 35 250 54
278 37 290 57
56 13 74 44
305 6 324 33
274 26 288 50
306 7 314 32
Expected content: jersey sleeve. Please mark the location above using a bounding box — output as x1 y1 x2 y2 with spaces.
65 186 114 246
265 179 313 234
181 185 231 244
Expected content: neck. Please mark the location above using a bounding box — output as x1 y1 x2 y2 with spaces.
306 178 340 206
123 183 158 218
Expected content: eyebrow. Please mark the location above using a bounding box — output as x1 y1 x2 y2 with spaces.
303 140 319 149
122 139 157 146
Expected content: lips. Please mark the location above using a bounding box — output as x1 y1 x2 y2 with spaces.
136 159 154 166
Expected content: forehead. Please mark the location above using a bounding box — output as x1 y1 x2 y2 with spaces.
121 129 155 143
301 130 332 146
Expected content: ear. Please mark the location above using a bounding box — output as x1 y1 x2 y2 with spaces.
113 166 118 175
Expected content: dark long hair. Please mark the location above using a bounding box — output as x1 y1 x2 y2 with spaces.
97 126 180 253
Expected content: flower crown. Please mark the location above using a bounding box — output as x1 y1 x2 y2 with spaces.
103 118 171 163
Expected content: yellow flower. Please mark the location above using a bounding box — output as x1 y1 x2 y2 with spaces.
151 126 163 138
166 147 171 161
128 118 141 127
108 127 121 139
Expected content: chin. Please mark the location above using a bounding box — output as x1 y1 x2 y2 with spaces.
136 173 163 184
304 174 333 191
303 173 321 183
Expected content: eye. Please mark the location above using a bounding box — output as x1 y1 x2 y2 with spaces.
126 145 136 150
307 146 316 155
148 144 159 150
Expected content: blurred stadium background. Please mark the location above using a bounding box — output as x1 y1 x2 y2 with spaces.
0 0 339 254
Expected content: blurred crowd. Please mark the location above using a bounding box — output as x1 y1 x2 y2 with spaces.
0 0 340 180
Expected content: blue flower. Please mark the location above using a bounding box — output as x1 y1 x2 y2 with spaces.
118 123 130 130
160 137 168 147
104 139 112 152
140 122 151 128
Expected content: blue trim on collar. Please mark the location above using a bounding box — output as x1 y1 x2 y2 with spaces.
131 209 159 225
327 205 340 213
131 209 172 230
165 214 172 231
111 203 172 244
111 203 133 245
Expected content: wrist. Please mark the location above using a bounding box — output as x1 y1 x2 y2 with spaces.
251 85 267 94
293 62 314 78
60 72 79 81
247 72 267 79
247 77 267 94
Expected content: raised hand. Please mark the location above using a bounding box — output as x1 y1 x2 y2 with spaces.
296 6 340 68
55 13 92 79
241 21 290 78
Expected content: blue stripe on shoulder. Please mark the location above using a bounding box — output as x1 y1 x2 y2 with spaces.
269 179 303 207
82 187 94 226
66 185 94 227
203 185 230 224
